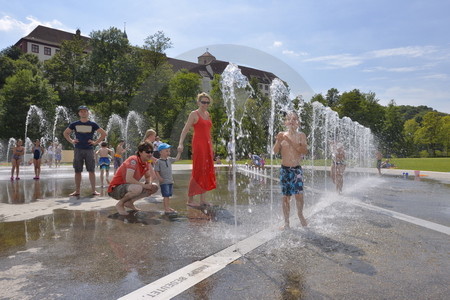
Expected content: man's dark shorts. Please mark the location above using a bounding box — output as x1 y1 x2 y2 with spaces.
108 184 155 200
280 165 304 196
73 148 96 173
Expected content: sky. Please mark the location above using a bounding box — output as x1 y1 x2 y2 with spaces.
1 0 449 113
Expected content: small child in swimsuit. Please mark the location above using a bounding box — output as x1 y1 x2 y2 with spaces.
32 139 44 179
54 143 62 168
11 139 25 180
114 140 126 174
96 141 114 187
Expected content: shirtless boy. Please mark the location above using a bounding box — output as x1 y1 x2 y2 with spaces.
114 140 126 174
273 111 308 229
96 141 114 187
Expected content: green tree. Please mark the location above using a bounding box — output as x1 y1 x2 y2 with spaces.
336 89 365 121
381 100 404 156
1 45 22 60
310 93 326 106
361 92 385 137
325 88 340 108
0 52 40 89
403 118 420 157
143 31 173 69
336 89 385 137
0 69 58 139
398 105 434 122
414 111 443 156
167 70 201 155
87 27 135 114
440 116 450 156
209 74 228 157
44 36 89 108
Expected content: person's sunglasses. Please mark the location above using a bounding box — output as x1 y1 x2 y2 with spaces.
200 101 210 105
145 150 153 154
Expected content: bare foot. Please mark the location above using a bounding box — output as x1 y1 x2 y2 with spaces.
187 202 201 208
69 191 80 196
165 208 176 213
300 216 308 227
124 203 140 211
115 203 129 215
280 223 290 231
92 191 100 196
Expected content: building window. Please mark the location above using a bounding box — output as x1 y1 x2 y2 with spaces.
265 85 268 90
31 44 39 53
44 47 51 56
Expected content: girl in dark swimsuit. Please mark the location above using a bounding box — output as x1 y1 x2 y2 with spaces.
32 139 44 179
11 139 25 180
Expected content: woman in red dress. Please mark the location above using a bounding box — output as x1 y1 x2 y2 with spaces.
178 92 217 207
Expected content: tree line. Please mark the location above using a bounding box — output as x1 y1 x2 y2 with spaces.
311 89 449 157
1 27 448 158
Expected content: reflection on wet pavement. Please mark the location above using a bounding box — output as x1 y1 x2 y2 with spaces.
0 166 449 299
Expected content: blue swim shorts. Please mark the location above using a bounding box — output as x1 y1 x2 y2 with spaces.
280 165 304 196
99 157 111 170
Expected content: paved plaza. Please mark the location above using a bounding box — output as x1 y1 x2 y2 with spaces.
0 164 449 299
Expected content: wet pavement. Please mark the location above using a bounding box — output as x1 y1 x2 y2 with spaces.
0 165 449 299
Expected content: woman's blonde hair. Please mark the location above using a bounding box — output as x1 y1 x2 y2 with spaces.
142 129 156 142
197 92 212 103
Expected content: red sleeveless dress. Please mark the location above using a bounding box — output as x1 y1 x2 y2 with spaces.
188 111 216 196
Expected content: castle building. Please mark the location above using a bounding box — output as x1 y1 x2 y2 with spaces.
14 25 90 62
14 25 278 95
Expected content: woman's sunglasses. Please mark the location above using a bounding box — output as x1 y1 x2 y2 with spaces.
200 101 210 105
145 150 153 154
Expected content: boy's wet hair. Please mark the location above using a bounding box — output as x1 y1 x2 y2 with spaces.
286 111 299 119
136 142 153 156
101 141 108 147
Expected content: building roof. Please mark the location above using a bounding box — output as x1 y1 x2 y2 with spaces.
198 51 216 58
15 25 279 84
167 57 201 72
15 25 90 48
172 58 277 83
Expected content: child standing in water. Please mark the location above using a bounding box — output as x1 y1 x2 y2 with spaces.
331 142 346 193
96 142 114 187
154 143 182 215
32 139 44 179
11 139 25 180
273 111 308 229
114 140 126 174
54 142 62 168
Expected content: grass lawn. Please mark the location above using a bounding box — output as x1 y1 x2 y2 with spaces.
5 158 444 172
388 157 450 172
178 158 450 172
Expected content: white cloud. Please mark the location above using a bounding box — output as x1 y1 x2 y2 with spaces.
282 49 308 57
368 46 437 58
420 73 449 80
303 54 363 68
0 15 65 35
273 41 282 47
363 66 422 73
